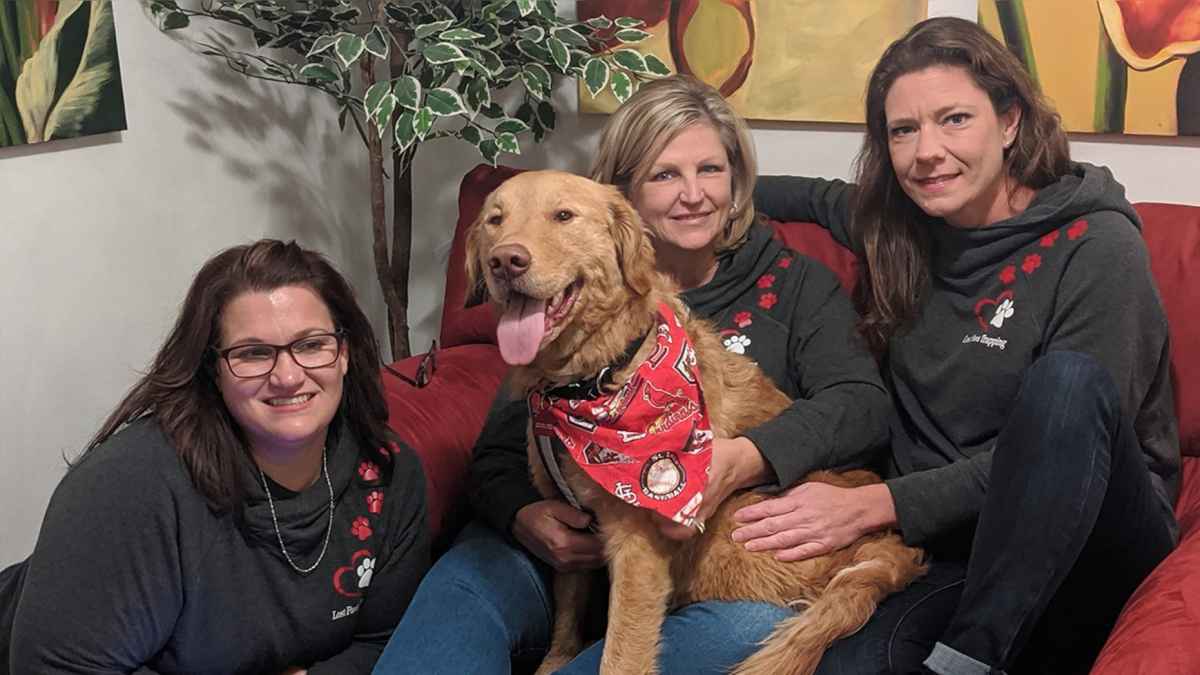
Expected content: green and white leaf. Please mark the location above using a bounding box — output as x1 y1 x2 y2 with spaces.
393 75 421 110
586 15 612 30
612 49 647 74
426 87 467 116
583 58 609 98
373 94 397 137
308 34 338 57
516 39 550 61
395 110 416 151
459 123 482 145
551 26 589 49
466 77 490 113
478 138 499 165
614 17 644 29
520 63 551 100
17 0 120 143
614 29 652 44
414 19 453 40
643 53 672 76
495 118 528 135
516 0 536 17
513 25 544 42
334 33 365 68
548 37 570 73
536 100 556 130
441 28 485 43
496 132 519 154
413 106 434 139
364 81 391 115
609 70 633 103
423 42 467 64
364 25 389 58
299 63 338 82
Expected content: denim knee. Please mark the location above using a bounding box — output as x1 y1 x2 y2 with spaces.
1014 351 1121 436
427 521 549 603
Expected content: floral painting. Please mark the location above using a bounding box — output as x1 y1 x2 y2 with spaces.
0 0 127 148
576 0 927 123
979 0 1199 135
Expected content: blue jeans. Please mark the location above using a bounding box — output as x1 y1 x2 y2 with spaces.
816 352 1178 675
372 521 792 674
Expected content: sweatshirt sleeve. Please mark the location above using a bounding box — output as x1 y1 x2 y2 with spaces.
740 259 891 487
885 449 993 546
467 372 543 543
8 445 183 673
753 176 857 252
309 445 431 675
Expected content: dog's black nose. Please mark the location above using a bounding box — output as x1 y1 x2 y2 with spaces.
488 244 531 278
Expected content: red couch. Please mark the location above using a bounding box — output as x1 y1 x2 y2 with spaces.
381 164 1200 672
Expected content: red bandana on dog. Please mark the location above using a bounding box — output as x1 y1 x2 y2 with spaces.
529 303 713 526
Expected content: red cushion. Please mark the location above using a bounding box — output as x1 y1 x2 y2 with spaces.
767 219 859 295
1138 203 1200 458
439 164 526 348
1092 456 1200 674
381 343 508 553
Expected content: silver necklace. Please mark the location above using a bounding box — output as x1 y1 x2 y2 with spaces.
258 447 335 574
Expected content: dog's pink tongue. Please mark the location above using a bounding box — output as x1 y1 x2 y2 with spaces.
497 295 546 365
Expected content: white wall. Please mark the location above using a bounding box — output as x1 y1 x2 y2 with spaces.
3 1 1199 567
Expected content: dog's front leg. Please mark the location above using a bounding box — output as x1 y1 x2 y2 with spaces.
599 513 676 675
534 570 592 675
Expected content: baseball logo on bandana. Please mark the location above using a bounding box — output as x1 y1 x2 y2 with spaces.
529 303 713 527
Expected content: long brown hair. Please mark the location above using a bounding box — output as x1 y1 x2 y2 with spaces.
852 16 1071 356
591 74 758 255
84 240 393 538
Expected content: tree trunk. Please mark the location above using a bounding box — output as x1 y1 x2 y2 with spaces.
390 157 414 358
361 54 410 360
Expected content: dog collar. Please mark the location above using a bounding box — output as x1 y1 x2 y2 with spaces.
529 302 713 527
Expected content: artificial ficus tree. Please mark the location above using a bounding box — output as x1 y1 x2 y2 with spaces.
153 0 666 358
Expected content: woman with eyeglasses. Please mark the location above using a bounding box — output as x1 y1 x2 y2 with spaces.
1 240 430 674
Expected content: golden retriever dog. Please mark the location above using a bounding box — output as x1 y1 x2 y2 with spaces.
464 170 925 675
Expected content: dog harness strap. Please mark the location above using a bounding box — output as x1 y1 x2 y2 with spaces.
534 433 584 511
529 303 713 527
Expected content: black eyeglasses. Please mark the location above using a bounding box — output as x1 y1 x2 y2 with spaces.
383 340 438 388
216 331 345 379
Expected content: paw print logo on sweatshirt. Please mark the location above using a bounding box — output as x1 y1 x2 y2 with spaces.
990 298 1015 328
999 266 1017 285
351 517 373 541
366 491 384 514
1068 220 1089 241
1021 254 1042 275
733 311 752 328
756 274 776 289
759 293 778 310
333 549 374 597
778 257 792 268
358 461 380 482
357 557 375 589
1040 231 1060 248
723 334 752 354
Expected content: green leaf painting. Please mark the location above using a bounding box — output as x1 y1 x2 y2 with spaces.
1 0 128 148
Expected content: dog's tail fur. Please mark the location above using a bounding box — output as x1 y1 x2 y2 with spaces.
729 539 927 675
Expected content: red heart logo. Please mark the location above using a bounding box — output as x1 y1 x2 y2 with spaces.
974 290 1014 332
332 549 373 597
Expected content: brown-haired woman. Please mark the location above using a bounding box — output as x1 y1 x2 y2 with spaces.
1 240 430 674
748 16 1179 674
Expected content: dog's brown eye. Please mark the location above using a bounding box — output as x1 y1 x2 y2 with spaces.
488 215 502 226
555 210 573 223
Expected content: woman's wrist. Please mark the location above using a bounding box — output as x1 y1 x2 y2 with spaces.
858 482 900 532
729 436 773 489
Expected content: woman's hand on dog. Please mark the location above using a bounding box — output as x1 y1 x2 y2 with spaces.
512 500 606 572
730 482 899 562
657 437 773 541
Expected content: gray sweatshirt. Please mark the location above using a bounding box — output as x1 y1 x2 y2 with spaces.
755 163 1180 546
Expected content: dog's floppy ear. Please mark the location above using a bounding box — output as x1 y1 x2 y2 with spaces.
463 215 490 308
607 190 657 297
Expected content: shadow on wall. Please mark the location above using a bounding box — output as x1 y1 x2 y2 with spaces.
160 27 383 345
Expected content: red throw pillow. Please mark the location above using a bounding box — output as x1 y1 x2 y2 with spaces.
767 219 859 296
440 164 525 348
1091 457 1200 674
381 344 508 553
1138 203 1200 458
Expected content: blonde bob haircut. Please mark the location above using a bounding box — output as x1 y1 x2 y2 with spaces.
590 74 758 255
